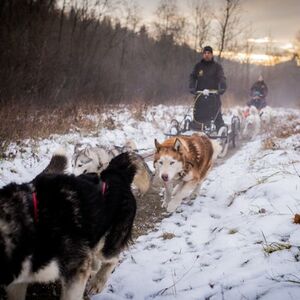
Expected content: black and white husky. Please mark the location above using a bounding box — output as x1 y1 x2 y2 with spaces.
72 141 153 196
0 152 137 300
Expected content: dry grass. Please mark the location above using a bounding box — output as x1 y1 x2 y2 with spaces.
272 116 300 138
131 100 148 121
293 214 300 224
261 115 300 151
228 228 238 234
160 232 176 240
261 137 279 150
0 101 105 152
263 242 291 254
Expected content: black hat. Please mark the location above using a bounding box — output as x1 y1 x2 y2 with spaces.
203 46 213 53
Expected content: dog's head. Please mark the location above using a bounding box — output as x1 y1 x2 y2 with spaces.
154 138 185 183
101 152 136 185
72 144 110 176
242 113 261 139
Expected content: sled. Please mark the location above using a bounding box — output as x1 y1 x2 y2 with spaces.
164 90 241 158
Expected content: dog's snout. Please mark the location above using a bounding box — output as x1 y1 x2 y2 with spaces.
161 174 169 182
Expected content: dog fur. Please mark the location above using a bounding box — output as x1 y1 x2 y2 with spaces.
37 147 68 177
72 141 152 196
242 106 261 139
0 152 137 300
154 133 221 212
259 106 273 130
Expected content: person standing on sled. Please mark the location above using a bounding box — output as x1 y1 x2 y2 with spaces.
189 46 227 131
247 75 268 110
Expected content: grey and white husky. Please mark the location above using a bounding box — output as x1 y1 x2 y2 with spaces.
72 140 153 196
0 151 137 300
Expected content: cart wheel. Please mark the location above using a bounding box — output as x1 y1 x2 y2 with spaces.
217 126 229 158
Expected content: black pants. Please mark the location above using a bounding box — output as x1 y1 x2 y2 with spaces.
247 98 267 110
193 95 225 131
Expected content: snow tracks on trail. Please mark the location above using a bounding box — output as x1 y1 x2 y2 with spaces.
94 111 300 300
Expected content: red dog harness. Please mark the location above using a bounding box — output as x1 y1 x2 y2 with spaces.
32 192 39 223
31 180 107 224
100 180 107 195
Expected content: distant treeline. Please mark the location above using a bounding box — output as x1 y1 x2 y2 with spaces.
0 0 299 107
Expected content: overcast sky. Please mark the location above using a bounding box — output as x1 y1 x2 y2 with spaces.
137 0 300 48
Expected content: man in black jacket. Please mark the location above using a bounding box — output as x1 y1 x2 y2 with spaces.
189 46 227 131
247 75 268 110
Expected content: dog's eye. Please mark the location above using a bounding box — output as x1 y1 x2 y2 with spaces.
78 164 83 167
170 161 175 165
159 161 163 165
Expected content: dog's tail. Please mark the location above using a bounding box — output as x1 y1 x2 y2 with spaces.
101 152 137 185
130 152 153 196
101 152 152 194
40 147 68 175
211 139 222 161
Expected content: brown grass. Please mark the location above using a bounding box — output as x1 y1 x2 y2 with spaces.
160 232 176 240
293 214 300 224
0 100 105 152
261 116 300 150
261 137 279 150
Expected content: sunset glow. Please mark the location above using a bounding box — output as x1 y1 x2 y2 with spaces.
223 51 292 66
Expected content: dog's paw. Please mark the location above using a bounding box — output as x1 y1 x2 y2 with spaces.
161 201 167 208
166 201 178 213
190 193 197 200
86 278 106 296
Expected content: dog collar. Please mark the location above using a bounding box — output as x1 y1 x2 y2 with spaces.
26 190 39 223
31 191 39 223
100 180 107 195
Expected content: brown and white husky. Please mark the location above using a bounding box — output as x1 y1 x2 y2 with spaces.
154 133 221 212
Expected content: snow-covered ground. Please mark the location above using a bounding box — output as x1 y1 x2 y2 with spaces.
1 106 300 300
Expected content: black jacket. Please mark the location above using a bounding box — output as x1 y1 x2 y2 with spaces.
250 81 268 98
189 58 227 94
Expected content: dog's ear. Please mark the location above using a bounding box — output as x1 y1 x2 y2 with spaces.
74 143 82 154
173 138 182 152
83 146 91 157
154 139 161 151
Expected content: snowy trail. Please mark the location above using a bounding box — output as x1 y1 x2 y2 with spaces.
0 106 299 300
93 133 300 300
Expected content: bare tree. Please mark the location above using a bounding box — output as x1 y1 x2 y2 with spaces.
188 0 212 52
153 0 186 44
214 0 243 60
119 0 141 32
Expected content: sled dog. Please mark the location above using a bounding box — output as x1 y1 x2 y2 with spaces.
242 106 261 139
259 106 273 130
38 147 68 176
72 141 152 195
0 152 137 300
154 133 221 212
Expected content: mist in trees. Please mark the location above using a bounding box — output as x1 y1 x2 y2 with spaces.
0 0 299 107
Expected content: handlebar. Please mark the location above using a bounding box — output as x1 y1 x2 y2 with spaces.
195 89 218 95
252 95 264 100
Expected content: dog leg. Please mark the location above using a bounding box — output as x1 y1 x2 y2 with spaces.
6 283 28 300
61 264 91 300
162 181 173 208
61 274 90 300
190 182 202 200
167 180 198 212
87 256 119 295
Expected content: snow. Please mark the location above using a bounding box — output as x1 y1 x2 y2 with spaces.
1 105 300 299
